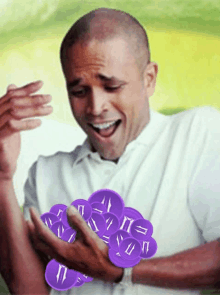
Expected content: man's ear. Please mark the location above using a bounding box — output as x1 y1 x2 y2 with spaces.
143 62 158 98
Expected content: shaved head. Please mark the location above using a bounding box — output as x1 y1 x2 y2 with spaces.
60 8 151 76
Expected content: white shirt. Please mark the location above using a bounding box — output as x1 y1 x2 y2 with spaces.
23 106 220 295
13 118 86 206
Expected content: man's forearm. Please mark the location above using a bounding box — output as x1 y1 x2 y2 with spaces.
131 239 220 290
0 180 49 294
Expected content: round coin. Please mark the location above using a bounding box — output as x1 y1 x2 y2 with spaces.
50 221 68 239
87 212 106 238
88 189 124 219
45 259 78 291
71 199 92 221
140 237 158 259
108 249 141 268
130 218 153 241
119 207 143 234
109 230 130 251
40 212 59 229
119 237 142 260
50 204 68 220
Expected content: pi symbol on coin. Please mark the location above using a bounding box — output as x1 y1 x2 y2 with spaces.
50 204 68 220
91 202 107 214
103 212 119 236
88 189 125 219
74 277 85 288
119 207 143 234
108 248 141 268
40 212 59 229
61 228 76 243
130 218 153 240
45 260 78 291
71 199 92 221
109 229 130 251
77 272 93 283
140 237 158 259
119 237 141 260
87 212 106 237
50 221 68 238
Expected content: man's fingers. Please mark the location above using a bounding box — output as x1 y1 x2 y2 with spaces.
11 94 52 107
1 81 43 105
7 80 43 97
67 206 98 243
8 119 42 131
7 84 17 91
29 207 65 256
10 104 53 119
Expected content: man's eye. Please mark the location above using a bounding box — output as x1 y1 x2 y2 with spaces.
105 86 121 92
70 89 87 97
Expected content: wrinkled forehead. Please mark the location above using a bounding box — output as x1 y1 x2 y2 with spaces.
62 38 140 78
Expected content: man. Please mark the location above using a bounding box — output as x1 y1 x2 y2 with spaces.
0 7 220 295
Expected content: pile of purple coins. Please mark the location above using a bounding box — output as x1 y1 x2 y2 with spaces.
41 189 157 291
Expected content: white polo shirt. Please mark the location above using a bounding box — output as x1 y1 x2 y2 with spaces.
23 106 220 295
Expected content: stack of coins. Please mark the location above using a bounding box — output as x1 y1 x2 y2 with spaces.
41 189 157 291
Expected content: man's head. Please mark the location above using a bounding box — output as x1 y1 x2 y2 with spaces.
60 8 158 161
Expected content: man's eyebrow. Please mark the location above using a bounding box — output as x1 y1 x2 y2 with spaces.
67 75 127 88
67 78 82 89
97 74 126 84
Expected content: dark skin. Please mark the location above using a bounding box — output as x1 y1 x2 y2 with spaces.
1 11 220 293
27 37 220 291
0 82 52 294
27 206 220 291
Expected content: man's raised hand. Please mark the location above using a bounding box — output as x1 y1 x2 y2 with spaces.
0 81 53 180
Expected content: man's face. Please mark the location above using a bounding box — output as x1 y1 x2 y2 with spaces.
63 38 154 161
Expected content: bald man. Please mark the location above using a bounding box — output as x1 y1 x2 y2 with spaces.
1 8 220 295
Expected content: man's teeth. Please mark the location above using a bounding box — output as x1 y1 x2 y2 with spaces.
91 121 117 130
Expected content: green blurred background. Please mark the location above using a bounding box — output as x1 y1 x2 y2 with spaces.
0 0 220 293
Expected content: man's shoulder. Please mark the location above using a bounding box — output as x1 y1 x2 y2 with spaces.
168 106 220 128
35 144 84 168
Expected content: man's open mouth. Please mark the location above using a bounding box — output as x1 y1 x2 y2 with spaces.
89 120 121 138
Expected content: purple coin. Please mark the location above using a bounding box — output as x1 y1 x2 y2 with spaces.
50 221 68 239
108 249 141 268
140 237 158 259
73 277 85 287
88 189 124 219
71 199 92 221
119 237 141 260
61 228 77 243
61 208 72 228
45 259 78 291
130 219 153 241
40 212 59 229
109 230 130 251
50 204 68 220
91 202 107 214
100 234 111 246
119 207 143 233
77 272 93 282
87 212 106 238
103 212 119 236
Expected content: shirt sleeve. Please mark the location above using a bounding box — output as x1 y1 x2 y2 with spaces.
23 161 41 221
188 106 220 242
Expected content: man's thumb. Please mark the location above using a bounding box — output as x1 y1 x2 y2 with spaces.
7 84 17 91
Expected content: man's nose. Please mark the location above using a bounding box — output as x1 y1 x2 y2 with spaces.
86 89 108 116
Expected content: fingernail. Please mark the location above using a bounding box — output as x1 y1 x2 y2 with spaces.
67 206 77 215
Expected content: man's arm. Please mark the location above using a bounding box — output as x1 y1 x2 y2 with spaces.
0 81 52 294
132 239 220 289
0 180 50 294
28 205 220 291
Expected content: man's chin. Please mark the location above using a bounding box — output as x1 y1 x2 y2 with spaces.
91 145 122 163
